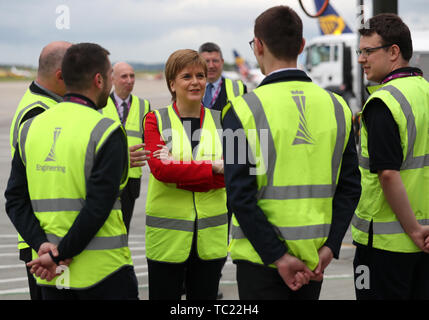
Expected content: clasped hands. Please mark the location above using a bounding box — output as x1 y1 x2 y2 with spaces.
26 242 72 282
275 246 333 291
153 144 224 174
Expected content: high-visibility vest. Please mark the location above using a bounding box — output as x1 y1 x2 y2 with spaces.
224 78 245 101
352 76 429 253
145 105 228 263
10 87 60 250
100 94 150 179
18 101 132 289
224 82 352 270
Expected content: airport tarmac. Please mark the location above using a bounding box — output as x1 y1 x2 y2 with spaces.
0 79 357 300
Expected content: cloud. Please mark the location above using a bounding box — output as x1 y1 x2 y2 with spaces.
0 0 428 67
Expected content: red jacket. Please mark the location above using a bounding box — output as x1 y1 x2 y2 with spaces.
144 103 225 192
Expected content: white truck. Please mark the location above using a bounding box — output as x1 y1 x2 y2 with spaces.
303 31 429 114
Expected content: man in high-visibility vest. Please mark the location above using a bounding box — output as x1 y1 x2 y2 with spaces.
198 42 247 299
8 40 72 300
198 42 247 111
5 43 139 299
352 13 429 299
101 62 151 233
222 5 361 299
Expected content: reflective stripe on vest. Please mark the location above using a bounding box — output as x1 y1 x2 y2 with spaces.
358 85 429 171
12 100 50 152
31 198 121 212
46 233 128 251
352 215 429 235
102 95 150 178
353 76 429 252
225 78 244 100
19 116 118 183
146 213 227 232
145 105 228 263
10 88 60 157
228 85 351 270
125 98 150 138
10 89 58 250
235 91 345 202
18 102 131 288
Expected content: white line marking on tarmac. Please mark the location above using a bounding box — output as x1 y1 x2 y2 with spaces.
0 264 23 270
0 277 27 284
0 253 20 257
0 288 29 295
0 244 19 249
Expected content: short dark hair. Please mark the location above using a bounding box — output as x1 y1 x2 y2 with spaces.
254 6 303 60
198 42 223 59
359 13 413 61
62 43 110 91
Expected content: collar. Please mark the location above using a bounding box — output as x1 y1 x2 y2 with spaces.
366 67 424 94
258 69 312 88
63 93 98 109
172 101 205 127
113 91 131 106
207 76 222 90
381 67 423 84
31 81 63 103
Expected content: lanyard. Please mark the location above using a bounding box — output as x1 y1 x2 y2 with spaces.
381 71 423 84
207 78 223 108
63 95 93 107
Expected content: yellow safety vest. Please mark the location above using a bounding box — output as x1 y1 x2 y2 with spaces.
18 101 132 289
224 78 245 102
101 94 150 179
145 105 228 263
224 81 352 270
352 76 429 252
10 87 60 250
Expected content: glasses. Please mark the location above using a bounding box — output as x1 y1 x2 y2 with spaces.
249 39 255 51
356 44 392 57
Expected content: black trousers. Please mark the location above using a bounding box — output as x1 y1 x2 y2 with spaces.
236 260 322 300
120 178 141 233
40 266 139 300
147 245 226 300
20 247 43 300
354 244 429 300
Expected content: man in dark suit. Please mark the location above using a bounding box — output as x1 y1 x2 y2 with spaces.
198 42 247 111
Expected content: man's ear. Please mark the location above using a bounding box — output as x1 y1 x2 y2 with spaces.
298 38 306 55
389 44 401 62
255 37 264 56
94 73 104 89
55 69 63 81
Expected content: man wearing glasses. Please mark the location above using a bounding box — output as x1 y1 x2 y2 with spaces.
352 13 429 299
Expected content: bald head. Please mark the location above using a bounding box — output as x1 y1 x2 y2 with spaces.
112 62 135 99
38 41 72 79
37 41 72 96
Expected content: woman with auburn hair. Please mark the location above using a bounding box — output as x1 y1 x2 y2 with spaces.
143 49 228 300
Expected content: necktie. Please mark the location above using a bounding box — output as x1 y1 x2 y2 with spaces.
203 83 214 108
121 101 128 125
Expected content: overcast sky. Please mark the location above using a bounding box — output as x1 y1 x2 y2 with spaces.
1 0 428 67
